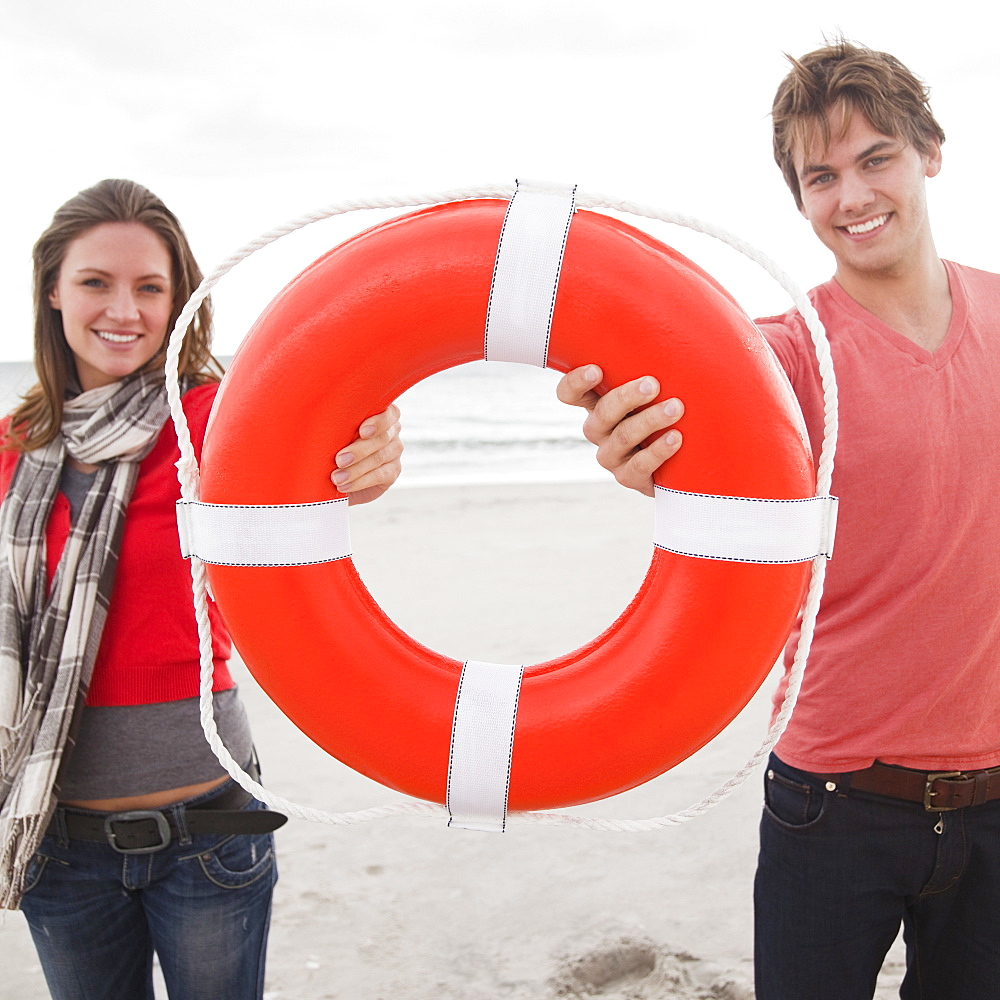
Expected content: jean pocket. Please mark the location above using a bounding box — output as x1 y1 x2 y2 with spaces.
764 768 826 829
22 853 51 895
195 832 276 890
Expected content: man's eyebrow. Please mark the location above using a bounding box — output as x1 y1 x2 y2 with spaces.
800 140 898 178
855 140 897 162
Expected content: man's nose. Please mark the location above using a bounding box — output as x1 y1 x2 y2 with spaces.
839 170 876 215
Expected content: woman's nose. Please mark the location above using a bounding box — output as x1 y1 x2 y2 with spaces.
105 287 141 321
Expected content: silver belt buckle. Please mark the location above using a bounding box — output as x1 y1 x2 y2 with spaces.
923 771 963 812
103 810 172 853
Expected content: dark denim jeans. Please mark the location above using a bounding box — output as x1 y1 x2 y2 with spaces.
20 780 277 1000
755 753 1000 999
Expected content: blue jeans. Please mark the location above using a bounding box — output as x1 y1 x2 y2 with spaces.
20 780 278 1000
755 753 1000 999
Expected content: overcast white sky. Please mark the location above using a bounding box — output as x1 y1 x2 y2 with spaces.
3 0 998 362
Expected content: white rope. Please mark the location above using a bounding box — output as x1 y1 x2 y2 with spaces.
164 184 838 832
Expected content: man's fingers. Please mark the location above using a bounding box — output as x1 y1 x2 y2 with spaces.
556 365 604 410
588 393 684 497
587 387 682 450
603 426 683 496
557 368 685 496
582 376 662 444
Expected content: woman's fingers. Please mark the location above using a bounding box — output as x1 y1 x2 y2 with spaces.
332 404 403 504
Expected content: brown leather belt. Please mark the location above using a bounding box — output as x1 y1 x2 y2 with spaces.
816 761 1000 812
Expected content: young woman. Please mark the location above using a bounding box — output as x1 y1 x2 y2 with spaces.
0 179 402 999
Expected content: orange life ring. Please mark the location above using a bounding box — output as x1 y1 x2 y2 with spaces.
200 199 814 811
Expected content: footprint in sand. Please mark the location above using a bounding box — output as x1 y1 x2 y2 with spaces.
547 935 753 999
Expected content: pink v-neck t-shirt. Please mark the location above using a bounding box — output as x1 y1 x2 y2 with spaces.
758 261 1000 773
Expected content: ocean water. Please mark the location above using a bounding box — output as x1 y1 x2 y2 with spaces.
393 361 602 486
0 359 602 487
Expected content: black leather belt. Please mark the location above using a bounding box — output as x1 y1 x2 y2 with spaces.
48 780 287 854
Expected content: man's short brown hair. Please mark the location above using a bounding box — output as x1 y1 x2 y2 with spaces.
772 39 946 210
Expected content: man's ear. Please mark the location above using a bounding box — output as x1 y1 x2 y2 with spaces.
924 139 943 179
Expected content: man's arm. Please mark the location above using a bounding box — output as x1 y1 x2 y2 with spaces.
332 403 403 505
555 365 685 496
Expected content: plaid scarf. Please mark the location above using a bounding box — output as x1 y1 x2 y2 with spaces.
0 370 171 909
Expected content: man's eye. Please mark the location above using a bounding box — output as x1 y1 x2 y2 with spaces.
811 173 834 186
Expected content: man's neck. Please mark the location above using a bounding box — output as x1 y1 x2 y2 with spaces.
834 250 953 352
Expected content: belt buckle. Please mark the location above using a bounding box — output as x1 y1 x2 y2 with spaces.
103 810 172 854
924 771 964 812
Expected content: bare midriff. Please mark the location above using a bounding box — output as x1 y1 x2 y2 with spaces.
62 775 229 811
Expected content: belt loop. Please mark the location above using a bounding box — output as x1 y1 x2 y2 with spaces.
53 807 70 848
835 771 852 799
973 772 991 807
171 803 193 846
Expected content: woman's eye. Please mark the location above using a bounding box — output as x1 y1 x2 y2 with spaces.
139 284 164 294
82 278 104 287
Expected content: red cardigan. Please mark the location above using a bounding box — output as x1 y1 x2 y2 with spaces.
0 383 234 705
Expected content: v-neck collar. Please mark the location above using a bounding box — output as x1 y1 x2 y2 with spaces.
823 261 967 371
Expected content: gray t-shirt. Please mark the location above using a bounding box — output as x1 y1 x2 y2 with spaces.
59 462 98 519
58 690 254 799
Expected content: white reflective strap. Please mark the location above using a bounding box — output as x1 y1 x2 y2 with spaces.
653 487 839 564
484 178 577 367
447 659 525 833
176 498 351 566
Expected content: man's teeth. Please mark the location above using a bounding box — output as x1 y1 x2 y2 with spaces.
845 215 888 235
96 331 139 343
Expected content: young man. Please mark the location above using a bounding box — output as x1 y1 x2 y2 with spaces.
558 41 1000 999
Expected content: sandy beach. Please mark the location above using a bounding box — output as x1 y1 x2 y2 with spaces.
1 481 904 998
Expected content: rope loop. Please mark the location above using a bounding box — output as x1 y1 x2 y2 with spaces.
164 183 837 833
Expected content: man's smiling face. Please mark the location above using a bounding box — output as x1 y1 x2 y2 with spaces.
794 106 942 282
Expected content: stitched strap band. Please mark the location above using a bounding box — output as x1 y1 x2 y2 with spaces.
484 179 577 367
176 498 351 566
653 486 838 564
447 659 525 833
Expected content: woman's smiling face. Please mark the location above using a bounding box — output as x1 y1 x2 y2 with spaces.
48 222 174 392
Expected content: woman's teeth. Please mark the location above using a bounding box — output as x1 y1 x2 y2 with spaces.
96 331 140 343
